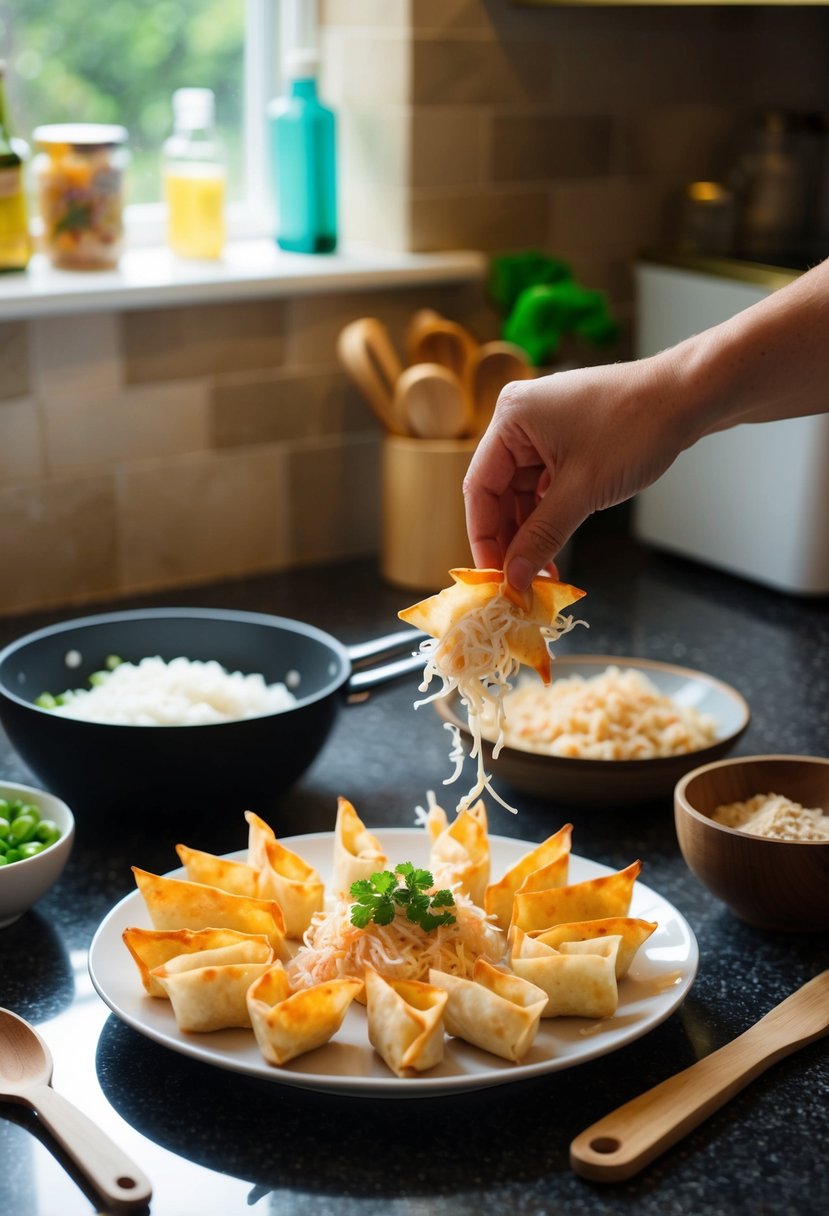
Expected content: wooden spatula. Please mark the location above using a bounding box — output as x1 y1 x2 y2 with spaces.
570 969 829 1182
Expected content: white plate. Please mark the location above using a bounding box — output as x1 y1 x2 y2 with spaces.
89 828 698 1098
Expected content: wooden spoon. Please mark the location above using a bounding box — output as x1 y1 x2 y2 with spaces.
336 317 406 434
407 314 478 382
570 969 829 1183
467 340 534 436
0 1007 152 1210
392 362 473 439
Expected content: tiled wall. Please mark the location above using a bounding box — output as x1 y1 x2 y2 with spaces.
3 0 829 615
0 281 482 616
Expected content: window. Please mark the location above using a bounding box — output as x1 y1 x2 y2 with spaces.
0 0 313 244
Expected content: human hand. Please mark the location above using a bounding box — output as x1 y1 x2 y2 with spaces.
462 355 690 592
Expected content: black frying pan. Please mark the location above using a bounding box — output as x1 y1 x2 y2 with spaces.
0 608 426 817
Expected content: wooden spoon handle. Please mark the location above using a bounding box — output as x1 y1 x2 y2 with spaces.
31 1082 152 1209
570 970 829 1182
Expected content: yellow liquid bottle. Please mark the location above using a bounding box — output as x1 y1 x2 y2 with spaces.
0 61 30 272
163 88 226 261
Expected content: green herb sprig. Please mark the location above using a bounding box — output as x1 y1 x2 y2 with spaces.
350 863 456 932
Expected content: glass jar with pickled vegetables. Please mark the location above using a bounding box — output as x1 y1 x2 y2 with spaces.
33 124 129 270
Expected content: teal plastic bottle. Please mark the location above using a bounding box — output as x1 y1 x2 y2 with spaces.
268 49 337 254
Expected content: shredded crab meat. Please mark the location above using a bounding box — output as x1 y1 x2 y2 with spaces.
413 594 580 813
286 889 504 990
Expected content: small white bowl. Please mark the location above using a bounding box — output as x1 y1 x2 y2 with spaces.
0 780 75 928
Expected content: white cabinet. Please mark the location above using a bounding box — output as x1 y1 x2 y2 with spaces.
633 260 829 595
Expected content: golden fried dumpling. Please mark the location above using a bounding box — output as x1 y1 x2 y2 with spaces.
484 824 573 931
429 959 547 1062
364 967 448 1077
122 926 272 998
510 860 641 933
428 799 490 907
245 809 277 873
509 927 621 1018
331 797 386 896
257 838 325 940
246 963 362 1067
151 939 274 1032
399 568 586 684
132 867 287 954
531 917 657 979
175 843 259 897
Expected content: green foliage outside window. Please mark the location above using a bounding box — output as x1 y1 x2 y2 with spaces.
0 0 245 204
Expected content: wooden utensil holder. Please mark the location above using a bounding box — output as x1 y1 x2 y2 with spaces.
381 435 477 591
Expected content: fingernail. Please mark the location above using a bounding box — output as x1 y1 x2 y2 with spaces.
507 556 533 593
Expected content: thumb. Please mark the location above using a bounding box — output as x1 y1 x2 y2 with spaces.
503 486 588 593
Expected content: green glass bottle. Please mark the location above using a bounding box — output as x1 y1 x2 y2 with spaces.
0 60 31 273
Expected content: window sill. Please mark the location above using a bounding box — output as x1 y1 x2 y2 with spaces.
0 241 487 322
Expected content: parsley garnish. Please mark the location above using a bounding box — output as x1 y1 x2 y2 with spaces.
350 862 456 932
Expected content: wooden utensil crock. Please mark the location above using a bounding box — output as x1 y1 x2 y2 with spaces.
381 435 476 591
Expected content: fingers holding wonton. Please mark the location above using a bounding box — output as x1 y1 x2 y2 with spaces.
398 568 586 684
247 963 363 1067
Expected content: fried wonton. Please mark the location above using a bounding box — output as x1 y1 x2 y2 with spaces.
531 917 657 979
510 861 641 934
484 824 573 931
429 959 547 1062
364 967 448 1077
175 844 259 898
398 568 586 684
123 925 272 998
427 799 490 907
245 810 277 874
151 939 274 1032
331 797 387 896
509 927 621 1019
247 963 363 1066
132 867 287 953
257 838 325 940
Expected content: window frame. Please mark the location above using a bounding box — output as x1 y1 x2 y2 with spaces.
126 0 292 248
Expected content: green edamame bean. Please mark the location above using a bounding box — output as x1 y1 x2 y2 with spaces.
35 820 61 847
19 803 41 826
0 817 9 841
0 854 9 866
18 841 45 859
0 837 7 855
3 848 21 863
0 799 9 817
8 815 38 846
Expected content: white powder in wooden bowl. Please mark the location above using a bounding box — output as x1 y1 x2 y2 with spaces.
710 792 829 842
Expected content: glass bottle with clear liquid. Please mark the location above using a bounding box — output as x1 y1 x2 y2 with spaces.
163 88 226 260
268 50 337 254
0 60 30 272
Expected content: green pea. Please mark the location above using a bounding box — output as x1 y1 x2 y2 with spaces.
0 817 9 841
105 654 123 671
8 815 38 846
35 692 58 709
35 820 61 847
18 841 45 859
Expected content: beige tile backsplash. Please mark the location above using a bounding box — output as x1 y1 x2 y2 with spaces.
2 0 828 614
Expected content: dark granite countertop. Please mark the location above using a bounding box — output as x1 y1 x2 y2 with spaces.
1 527 827 1216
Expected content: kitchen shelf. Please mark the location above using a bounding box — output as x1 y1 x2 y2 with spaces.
0 241 487 321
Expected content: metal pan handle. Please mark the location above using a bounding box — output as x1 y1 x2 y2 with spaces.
346 628 427 694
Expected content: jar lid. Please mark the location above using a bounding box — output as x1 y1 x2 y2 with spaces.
33 123 128 148
284 48 319 79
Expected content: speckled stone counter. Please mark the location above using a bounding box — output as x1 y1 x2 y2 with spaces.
1 528 827 1216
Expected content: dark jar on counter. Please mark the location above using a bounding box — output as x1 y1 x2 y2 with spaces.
33 123 129 270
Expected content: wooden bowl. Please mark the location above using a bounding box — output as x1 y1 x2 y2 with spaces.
674 755 829 932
